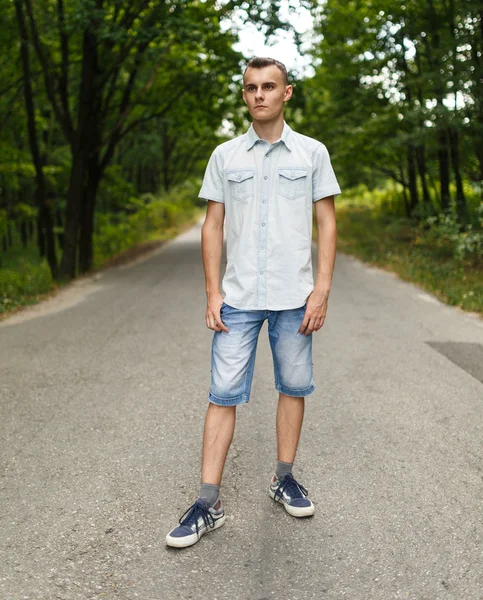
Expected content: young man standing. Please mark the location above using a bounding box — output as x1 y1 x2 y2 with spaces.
166 57 341 548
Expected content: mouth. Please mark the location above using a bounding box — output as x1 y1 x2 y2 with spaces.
255 105 267 109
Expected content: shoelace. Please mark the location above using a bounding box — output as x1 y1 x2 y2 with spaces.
273 473 308 503
178 500 216 536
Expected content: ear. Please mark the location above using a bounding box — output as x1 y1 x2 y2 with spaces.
242 88 248 105
283 85 293 103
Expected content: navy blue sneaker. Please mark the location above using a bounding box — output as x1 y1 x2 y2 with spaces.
166 497 226 548
269 473 315 517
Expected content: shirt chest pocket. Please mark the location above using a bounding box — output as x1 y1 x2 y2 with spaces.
278 168 308 200
227 169 255 202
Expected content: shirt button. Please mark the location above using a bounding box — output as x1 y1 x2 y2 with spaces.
237 175 241 180
260 271 264 275
261 222 266 227
262 199 266 203
264 176 268 180
265 153 269 158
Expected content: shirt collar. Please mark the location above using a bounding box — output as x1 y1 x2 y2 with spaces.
246 121 293 152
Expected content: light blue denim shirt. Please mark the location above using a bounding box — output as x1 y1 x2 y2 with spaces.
199 122 341 310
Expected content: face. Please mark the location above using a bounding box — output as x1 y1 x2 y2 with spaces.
242 65 292 122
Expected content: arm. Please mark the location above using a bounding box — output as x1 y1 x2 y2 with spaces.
201 200 229 332
299 196 337 336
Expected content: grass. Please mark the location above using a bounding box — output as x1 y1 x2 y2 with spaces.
331 201 482 316
0 201 204 320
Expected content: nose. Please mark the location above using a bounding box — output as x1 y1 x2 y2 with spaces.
255 86 264 102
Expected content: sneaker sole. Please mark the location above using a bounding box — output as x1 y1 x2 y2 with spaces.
165 515 226 548
269 487 315 517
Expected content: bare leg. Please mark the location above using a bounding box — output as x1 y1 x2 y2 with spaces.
276 392 305 463
201 402 237 486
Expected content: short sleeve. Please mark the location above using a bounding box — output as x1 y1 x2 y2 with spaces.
199 148 224 203
312 143 341 202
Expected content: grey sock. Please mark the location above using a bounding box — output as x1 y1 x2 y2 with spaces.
199 483 220 507
276 460 293 480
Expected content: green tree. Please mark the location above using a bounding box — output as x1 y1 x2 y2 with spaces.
303 0 481 220
14 0 289 279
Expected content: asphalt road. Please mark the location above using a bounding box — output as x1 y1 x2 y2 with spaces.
1 220 483 600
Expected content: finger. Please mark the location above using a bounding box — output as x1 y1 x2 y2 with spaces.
314 321 324 331
207 314 218 331
215 313 229 333
299 315 310 334
304 317 316 335
218 321 229 333
210 312 225 332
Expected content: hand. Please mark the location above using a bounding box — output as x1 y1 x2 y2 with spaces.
299 291 329 336
205 294 229 332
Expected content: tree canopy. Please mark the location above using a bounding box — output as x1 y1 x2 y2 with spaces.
301 0 482 220
1 0 481 284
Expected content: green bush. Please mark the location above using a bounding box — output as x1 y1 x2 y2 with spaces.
0 259 53 313
0 181 202 314
419 202 483 263
93 182 199 266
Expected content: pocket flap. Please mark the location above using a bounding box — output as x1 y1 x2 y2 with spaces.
279 168 308 181
227 170 254 183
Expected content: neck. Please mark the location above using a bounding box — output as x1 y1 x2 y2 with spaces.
252 115 285 144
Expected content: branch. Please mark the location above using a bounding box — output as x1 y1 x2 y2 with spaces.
100 3 164 86
0 74 26 97
0 90 21 135
23 0 74 143
101 15 160 119
375 165 407 186
56 0 73 133
116 1 150 30
99 91 184 176
101 53 164 156
119 108 172 139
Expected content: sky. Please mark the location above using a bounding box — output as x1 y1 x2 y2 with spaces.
227 1 316 79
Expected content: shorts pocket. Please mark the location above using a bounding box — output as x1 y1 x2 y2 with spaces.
227 169 255 202
278 168 308 200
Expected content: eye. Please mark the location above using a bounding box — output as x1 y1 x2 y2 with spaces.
265 84 274 90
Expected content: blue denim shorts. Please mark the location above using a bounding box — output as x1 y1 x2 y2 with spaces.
209 302 315 406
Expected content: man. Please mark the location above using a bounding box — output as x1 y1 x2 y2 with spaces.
166 57 341 548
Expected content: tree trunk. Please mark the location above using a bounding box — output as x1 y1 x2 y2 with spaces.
415 146 431 206
60 27 98 279
413 49 431 208
437 127 450 211
28 218 34 242
163 126 170 192
14 0 57 276
78 82 101 274
407 144 419 215
79 161 101 274
60 152 84 279
56 207 64 250
37 214 45 256
425 0 451 211
7 221 13 248
20 221 28 247
399 164 410 217
447 0 467 222
448 126 467 222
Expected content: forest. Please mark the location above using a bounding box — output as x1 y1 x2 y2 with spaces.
1 0 482 313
